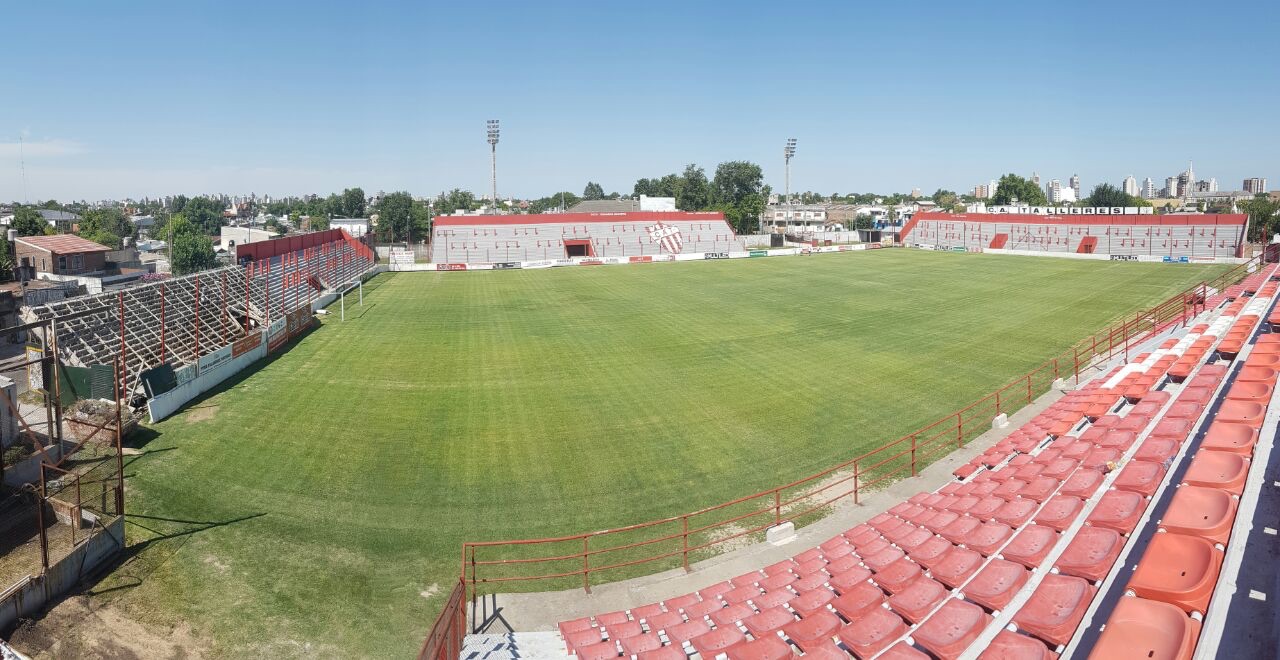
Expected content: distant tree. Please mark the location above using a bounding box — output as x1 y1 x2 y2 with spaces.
432 189 477 216
582 181 605 200
80 229 121 249
78 208 134 244
931 188 958 208
1084 183 1149 209
677 164 711 211
711 161 766 234
527 192 580 214
373 191 415 242
11 206 48 236
39 199 62 210
1241 197 1280 241
179 197 225 234
340 187 366 218
167 214 218 275
990 174 1048 206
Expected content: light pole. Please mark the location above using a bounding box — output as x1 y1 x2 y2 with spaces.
487 120 500 213
784 138 797 231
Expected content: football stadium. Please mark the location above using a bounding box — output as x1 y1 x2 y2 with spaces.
6 208 1280 660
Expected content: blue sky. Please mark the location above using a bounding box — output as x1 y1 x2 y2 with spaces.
2 0 1275 202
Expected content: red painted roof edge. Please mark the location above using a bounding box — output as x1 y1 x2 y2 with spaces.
432 211 727 227
912 211 1247 226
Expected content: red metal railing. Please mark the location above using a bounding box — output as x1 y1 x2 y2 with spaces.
417 579 467 660
417 254 1263 656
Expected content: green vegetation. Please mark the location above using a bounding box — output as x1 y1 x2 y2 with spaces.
991 173 1048 206
102 250 1226 657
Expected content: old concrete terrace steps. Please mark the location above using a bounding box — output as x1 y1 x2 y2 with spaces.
912 217 1245 259
462 632 569 660
528 269 1278 659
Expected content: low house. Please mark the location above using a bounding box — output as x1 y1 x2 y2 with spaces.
329 217 370 237
15 235 112 275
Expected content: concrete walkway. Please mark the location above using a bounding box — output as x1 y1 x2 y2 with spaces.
489 376 1087 631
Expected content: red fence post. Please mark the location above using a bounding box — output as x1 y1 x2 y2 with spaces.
853 461 860 505
956 412 963 447
582 537 591 594
117 292 127 396
681 516 690 572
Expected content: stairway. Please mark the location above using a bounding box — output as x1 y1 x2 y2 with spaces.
461 632 568 660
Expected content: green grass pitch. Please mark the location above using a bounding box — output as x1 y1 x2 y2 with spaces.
102 250 1226 657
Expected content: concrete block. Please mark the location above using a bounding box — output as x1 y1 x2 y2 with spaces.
766 521 796 546
992 413 1009 430
1052 378 1068 391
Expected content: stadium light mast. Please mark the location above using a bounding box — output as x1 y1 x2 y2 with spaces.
784 138 797 204
487 119 500 213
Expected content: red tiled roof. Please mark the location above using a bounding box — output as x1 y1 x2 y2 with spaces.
16 234 113 254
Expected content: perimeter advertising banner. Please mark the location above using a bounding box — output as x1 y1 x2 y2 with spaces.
232 331 264 358
268 318 288 353
198 345 233 374
286 308 314 338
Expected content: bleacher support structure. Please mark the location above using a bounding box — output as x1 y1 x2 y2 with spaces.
24 230 374 400
430 212 745 265
904 212 1248 260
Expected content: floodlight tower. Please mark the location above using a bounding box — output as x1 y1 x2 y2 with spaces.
487 119 500 213
784 138 797 205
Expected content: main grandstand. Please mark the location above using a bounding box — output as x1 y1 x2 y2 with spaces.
431 211 744 264
905 212 1247 259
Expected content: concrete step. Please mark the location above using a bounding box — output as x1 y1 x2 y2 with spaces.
461 632 568 660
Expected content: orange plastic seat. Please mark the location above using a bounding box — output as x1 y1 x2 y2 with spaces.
666 619 711 644
968 496 1005 521
837 606 907 658
979 631 1056 659
878 642 930 660
1216 400 1266 428
577 640 621 660
1116 413 1152 432
1133 437 1178 463
605 619 644 640
913 599 992 659
710 603 755 628
725 634 796 660
1012 574 1097 646
1160 485 1238 545
1183 450 1250 495
1113 460 1166 496
932 546 983 588
940 515 983 544
1096 429 1137 450
888 576 948 623
1034 495 1084 532
1200 421 1259 454
1082 447 1122 470
1235 366 1278 383
1087 489 1146 534
645 611 684 632
1245 352 1280 368
1087 596 1199 660
994 498 1037 527
965 559 1030 611
1126 533 1223 614
1177 385 1214 404
620 633 662 656
895 526 936 553
1002 524 1058 568
1055 526 1123 581
1163 401 1204 420
791 587 836 616
1150 418 1194 440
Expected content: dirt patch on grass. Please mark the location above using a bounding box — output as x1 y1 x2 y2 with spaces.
7 594 210 659
184 406 220 424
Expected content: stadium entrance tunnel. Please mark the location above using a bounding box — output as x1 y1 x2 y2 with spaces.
563 240 593 258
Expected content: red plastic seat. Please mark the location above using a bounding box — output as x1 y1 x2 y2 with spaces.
1012 574 1097 646
743 605 796 637
1060 468 1104 498
1217 400 1266 429
829 565 873 593
1127 533 1223 614
781 609 842 651
732 570 765 588
962 521 1014 556
932 546 983 588
723 585 761 605
979 631 1055 659
837 606 909 658
1087 596 1200 660
1201 421 1259 454
605 620 644 640
683 597 724 618
1150 418 1194 441
794 571 829 594
857 536 890 557
1116 413 1152 432
1096 430 1137 450
924 511 961 533
888 575 948 623
638 645 689 660
1235 366 1278 383
1082 447 1122 470
666 619 711 644
791 587 836 616
697 582 733 601
577 640 621 660
1018 476 1059 503
565 629 604 653
620 633 663 656
761 571 798 592
876 557 924 594
1086 490 1146 534
1113 460 1166 496
797 640 848 660
965 558 1029 611
1055 526 1123 581
992 479 1028 501
832 580 887 620
725 634 796 660
994 498 1037 527
1225 380 1273 403
878 642 930 660
559 616 594 636
1034 495 1084 532
710 603 755 628
753 589 796 611
940 515 982 544
691 626 746 658
1163 401 1204 420
1160 485 1238 545
596 611 629 627
864 546 907 572
644 611 684 633
1182 450 1250 495
908 536 955 570
1002 525 1058 568
913 599 992 659
1134 437 1178 463
630 603 665 621
1177 385 1214 404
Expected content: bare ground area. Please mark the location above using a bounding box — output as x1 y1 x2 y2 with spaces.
8 595 207 660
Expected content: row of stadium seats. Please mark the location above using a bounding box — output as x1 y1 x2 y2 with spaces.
911 219 1244 259
546 264 1280 659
